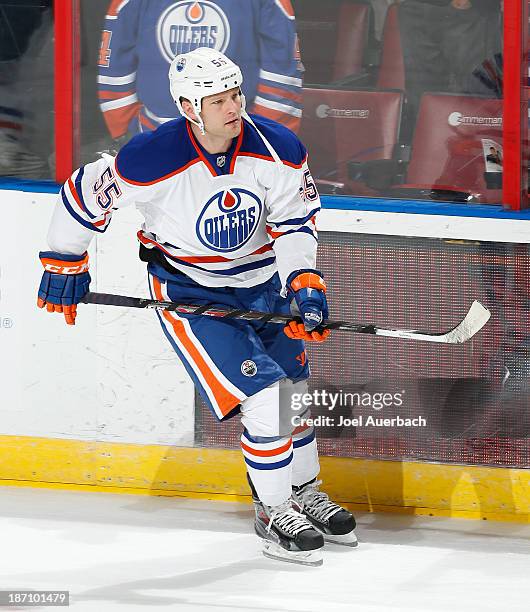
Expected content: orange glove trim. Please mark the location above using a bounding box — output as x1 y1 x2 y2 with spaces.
290 272 327 293
40 253 89 275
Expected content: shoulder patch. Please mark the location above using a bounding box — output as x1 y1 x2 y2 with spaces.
115 118 198 185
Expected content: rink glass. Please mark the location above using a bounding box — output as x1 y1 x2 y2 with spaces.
0 1 53 181
71 0 505 205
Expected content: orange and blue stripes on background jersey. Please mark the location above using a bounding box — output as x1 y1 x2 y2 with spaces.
253 70 302 132
0 105 23 133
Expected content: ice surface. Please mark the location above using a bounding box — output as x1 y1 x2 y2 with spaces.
0 486 528 612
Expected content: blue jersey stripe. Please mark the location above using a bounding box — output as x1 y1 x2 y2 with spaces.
269 207 320 228
274 226 317 240
164 253 277 277
74 167 96 220
61 188 106 234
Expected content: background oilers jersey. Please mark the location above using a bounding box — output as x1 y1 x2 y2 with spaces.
98 0 303 138
46 115 321 290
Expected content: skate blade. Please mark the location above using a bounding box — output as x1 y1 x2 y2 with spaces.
323 531 358 547
262 541 323 566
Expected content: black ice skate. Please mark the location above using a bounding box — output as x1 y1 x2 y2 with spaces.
292 478 358 547
248 476 324 566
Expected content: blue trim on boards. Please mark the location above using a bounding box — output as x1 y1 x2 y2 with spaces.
0 178 61 194
320 195 530 220
2 176 530 221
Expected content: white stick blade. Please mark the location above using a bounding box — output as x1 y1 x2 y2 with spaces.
376 301 491 344
441 300 491 343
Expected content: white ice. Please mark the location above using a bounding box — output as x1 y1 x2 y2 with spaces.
0 486 528 612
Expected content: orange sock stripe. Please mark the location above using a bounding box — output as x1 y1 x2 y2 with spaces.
240 438 292 457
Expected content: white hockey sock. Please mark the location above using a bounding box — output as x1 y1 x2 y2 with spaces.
291 425 320 487
240 430 293 507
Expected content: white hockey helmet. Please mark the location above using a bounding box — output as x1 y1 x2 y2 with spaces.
168 47 245 134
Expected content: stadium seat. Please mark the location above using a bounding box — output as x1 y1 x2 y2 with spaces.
376 2 404 91
296 1 372 85
300 87 403 194
387 93 503 203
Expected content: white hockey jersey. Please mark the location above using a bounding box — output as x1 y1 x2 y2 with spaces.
47 114 321 289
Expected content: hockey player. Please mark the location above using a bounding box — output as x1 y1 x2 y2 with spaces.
38 47 356 566
98 0 303 141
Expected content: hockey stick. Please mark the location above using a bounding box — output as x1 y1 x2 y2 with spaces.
81 292 490 344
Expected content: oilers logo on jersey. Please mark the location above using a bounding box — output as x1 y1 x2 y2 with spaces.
157 1 231 63
196 188 263 252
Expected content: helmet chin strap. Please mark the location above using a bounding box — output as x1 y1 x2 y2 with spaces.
188 105 206 135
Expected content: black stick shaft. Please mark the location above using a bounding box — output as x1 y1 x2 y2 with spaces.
81 291 489 343
81 291 373 334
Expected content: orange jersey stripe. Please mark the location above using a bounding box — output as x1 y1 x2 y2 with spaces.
176 243 273 264
152 277 241 416
67 177 85 214
94 212 111 228
238 151 306 169
266 226 284 239
138 231 273 263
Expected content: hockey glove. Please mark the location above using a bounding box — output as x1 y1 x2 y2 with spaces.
37 251 91 326
284 269 330 342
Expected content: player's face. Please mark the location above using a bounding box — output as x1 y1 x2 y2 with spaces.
201 87 242 139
